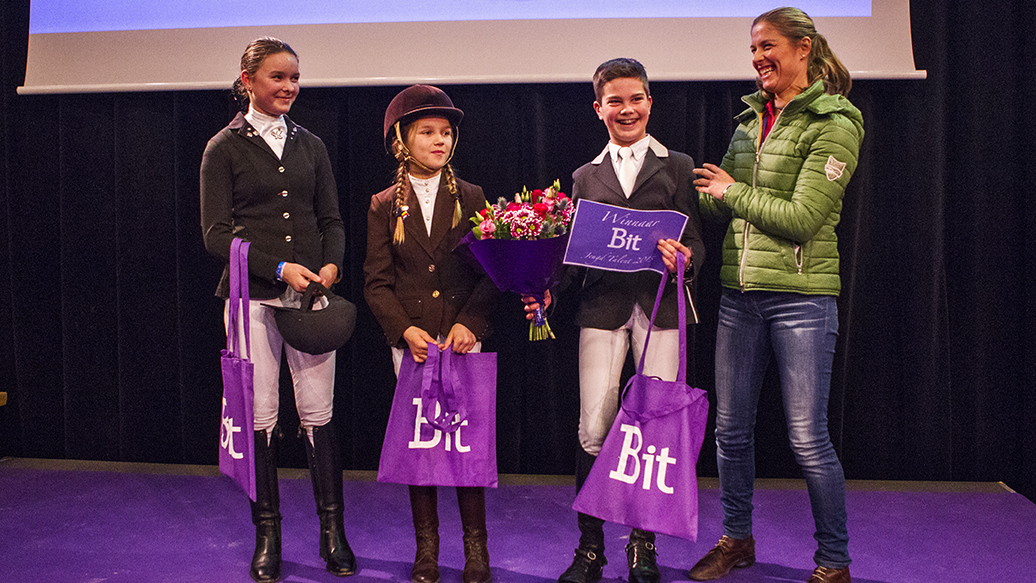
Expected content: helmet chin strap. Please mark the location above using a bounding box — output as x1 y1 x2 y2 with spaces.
393 121 459 173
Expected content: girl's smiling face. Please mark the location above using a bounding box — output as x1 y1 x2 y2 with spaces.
406 116 454 179
750 21 811 107
242 51 300 117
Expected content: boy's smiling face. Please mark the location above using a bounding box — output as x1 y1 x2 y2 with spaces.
594 77 652 147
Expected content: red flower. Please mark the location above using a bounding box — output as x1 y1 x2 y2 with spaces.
506 202 523 212
533 202 549 216
531 189 544 203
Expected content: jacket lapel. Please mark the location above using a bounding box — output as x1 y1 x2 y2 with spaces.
279 116 299 161
589 151 629 206
428 180 459 254
401 190 434 257
234 114 283 162
631 149 664 198
629 137 670 201
403 181 454 258
588 138 670 204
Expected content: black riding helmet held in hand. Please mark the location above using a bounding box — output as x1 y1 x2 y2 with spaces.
267 281 356 355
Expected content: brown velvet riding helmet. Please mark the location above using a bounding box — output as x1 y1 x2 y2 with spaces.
383 84 464 153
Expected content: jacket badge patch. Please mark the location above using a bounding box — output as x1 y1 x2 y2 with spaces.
825 156 846 181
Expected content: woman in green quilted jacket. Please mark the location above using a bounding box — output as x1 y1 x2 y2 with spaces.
689 7 864 583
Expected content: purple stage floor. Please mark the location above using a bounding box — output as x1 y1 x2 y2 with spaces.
1 458 1034 583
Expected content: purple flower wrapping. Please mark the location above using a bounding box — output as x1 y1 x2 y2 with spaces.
455 231 570 339
457 231 569 294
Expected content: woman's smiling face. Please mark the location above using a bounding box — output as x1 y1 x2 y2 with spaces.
750 21 811 107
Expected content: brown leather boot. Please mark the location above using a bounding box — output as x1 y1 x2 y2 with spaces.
457 487 491 583
687 535 755 581
409 486 440 583
807 566 851 583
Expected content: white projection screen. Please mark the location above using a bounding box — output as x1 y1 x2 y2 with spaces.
18 1 924 95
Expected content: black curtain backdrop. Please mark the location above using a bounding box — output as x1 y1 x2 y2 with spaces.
2 1 1034 502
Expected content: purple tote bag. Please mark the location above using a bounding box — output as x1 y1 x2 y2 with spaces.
378 344 498 488
219 238 257 501
572 254 708 540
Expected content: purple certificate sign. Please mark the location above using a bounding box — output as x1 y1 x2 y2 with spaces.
563 200 688 274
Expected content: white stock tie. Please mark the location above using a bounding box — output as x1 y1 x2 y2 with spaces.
618 146 636 198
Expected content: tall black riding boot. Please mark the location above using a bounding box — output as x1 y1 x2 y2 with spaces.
457 486 492 583
558 449 607 583
627 529 660 583
305 423 357 576
410 486 440 583
251 428 282 583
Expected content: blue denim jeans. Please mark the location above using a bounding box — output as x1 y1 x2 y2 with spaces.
714 289 850 569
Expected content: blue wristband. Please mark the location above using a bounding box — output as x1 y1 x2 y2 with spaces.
276 261 285 281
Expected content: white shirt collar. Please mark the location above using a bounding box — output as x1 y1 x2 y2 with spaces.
408 173 441 194
409 173 442 236
607 135 651 164
592 135 669 165
245 106 285 136
245 106 288 158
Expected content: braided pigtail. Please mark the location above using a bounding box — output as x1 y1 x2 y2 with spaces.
442 163 462 228
391 133 411 245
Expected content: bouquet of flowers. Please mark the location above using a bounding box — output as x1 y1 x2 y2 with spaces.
457 180 574 340
473 179 574 241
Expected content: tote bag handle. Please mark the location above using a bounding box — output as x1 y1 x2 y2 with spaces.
420 343 466 433
620 253 701 422
635 253 687 382
226 238 251 360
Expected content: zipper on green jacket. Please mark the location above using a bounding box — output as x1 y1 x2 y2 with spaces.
741 108 782 291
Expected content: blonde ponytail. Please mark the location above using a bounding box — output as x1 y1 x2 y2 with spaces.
808 33 852 97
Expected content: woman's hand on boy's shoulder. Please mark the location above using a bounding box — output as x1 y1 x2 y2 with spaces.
693 163 735 201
